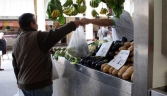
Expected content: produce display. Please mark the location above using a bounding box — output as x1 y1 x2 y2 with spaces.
101 41 134 81
52 37 134 82
52 47 66 60
52 47 81 64
46 0 125 24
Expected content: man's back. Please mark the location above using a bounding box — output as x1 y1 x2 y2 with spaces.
13 31 52 90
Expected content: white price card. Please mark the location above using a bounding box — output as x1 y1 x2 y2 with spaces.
108 50 130 70
96 42 113 57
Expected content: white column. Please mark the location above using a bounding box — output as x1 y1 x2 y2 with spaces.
37 0 46 31
85 0 93 40
124 0 131 14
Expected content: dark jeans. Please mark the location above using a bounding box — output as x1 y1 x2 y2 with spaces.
21 85 53 96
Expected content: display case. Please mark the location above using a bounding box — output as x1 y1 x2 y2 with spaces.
0 20 19 46
53 57 132 96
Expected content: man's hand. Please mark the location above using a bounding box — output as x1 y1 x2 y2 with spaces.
80 18 90 25
73 19 89 28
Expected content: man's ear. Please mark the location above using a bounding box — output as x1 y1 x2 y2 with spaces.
30 22 34 27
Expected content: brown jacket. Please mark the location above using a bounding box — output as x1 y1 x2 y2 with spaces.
12 21 76 90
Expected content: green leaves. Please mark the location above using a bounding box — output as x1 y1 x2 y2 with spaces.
113 5 123 19
105 0 125 18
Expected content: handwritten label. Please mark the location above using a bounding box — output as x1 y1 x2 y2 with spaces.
1 16 9 18
108 50 130 70
96 42 113 57
0 16 19 19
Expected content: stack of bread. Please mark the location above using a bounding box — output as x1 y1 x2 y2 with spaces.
101 41 134 81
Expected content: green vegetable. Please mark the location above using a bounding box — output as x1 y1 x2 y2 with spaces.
70 57 81 64
65 53 70 60
98 40 108 45
53 53 59 60
88 44 97 53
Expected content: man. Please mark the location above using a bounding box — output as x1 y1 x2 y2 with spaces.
97 26 110 40
81 6 134 41
12 13 83 96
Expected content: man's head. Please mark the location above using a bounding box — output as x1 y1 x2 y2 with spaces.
106 4 113 15
18 13 38 30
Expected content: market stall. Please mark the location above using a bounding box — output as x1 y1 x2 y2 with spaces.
51 35 134 96
48 0 135 92
46 0 159 96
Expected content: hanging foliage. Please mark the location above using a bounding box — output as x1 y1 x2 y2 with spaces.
46 0 65 25
46 0 125 23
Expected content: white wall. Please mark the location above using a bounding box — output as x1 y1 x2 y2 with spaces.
153 0 167 88
0 0 35 16
37 0 46 31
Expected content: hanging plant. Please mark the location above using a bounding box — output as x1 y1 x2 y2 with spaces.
89 0 125 18
46 0 65 25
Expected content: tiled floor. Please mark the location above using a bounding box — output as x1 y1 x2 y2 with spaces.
0 50 18 96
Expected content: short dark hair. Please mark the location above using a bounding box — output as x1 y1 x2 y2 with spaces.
18 13 35 29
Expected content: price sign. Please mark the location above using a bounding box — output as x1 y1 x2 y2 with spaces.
108 50 130 70
96 42 113 57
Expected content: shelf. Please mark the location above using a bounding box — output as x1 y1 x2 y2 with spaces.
3 34 18 38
